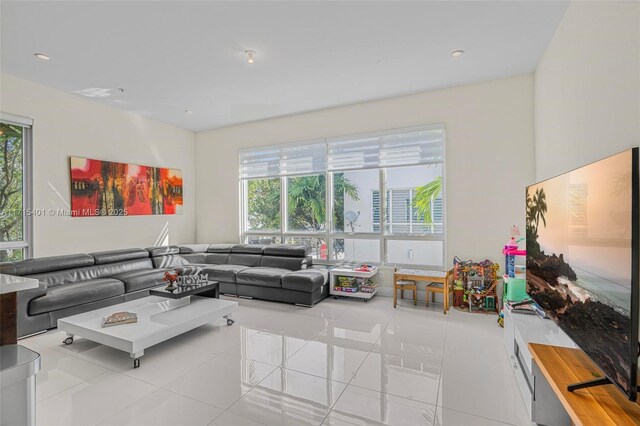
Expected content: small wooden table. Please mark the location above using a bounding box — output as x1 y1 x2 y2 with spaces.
393 269 450 313
529 343 640 426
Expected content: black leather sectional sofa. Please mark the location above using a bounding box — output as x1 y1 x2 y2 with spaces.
0 244 329 338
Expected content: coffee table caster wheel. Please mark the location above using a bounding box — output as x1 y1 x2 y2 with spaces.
227 318 235 326
133 358 140 368
63 337 73 345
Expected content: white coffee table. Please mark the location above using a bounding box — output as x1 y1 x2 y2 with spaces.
57 295 238 368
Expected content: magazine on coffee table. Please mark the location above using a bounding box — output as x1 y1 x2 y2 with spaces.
102 311 138 327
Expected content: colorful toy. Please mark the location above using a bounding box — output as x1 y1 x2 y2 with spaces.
504 226 526 277
452 256 500 312
355 264 373 272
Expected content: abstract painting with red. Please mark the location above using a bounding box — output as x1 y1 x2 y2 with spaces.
70 157 183 217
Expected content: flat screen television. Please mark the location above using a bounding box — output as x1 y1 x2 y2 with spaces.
526 148 639 400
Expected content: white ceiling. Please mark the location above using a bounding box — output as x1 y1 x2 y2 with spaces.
1 1 569 132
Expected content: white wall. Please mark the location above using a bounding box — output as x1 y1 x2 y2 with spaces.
0 73 197 256
535 0 640 180
196 74 536 288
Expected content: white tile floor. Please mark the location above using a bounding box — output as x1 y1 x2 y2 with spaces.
21 296 530 426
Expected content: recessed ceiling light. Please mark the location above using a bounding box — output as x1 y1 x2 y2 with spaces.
185 109 193 114
450 50 464 58
34 53 51 61
245 50 256 64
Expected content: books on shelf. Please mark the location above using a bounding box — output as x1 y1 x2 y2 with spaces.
334 275 377 294
102 311 138 327
333 286 359 293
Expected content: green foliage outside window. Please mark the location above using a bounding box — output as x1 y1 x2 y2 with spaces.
246 174 359 233
0 123 25 262
412 176 443 225
247 178 280 230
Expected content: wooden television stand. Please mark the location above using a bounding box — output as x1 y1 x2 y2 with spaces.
529 343 640 426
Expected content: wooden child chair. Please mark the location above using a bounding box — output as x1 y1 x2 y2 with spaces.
393 279 417 308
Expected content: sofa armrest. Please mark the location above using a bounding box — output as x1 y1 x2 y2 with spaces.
16 281 49 337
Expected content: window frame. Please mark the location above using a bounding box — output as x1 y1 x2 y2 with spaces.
240 125 446 269
0 113 34 260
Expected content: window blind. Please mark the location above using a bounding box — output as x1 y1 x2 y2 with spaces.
327 126 444 171
240 142 326 179
0 112 33 128
239 125 444 178
239 147 281 179
281 142 326 176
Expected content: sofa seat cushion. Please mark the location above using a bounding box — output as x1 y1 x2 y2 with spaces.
202 264 250 283
281 268 329 292
29 278 125 315
111 269 171 293
236 267 290 288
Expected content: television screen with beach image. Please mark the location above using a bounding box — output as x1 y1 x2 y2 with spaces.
526 148 639 400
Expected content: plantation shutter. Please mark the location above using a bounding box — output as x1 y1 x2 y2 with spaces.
387 189 412 233
432 197 444 234
372 190 381 232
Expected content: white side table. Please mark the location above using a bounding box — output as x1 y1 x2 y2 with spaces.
329 266 379 301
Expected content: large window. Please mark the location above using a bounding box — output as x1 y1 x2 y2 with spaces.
240 125 445 268
0 115 33 262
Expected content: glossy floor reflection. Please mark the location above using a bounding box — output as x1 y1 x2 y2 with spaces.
23 296 530 425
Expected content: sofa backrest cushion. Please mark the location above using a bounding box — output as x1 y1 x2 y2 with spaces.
0 254 95 276
180 253 208 264
90 248 149 265
151 255 188 269
263 245 310 258
231 244 265 255
206 253 229 264
260 255 311 271
179 244 209 254
25 258 153 287
207 244 234 253
146 246 180 257
228 253 262 267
